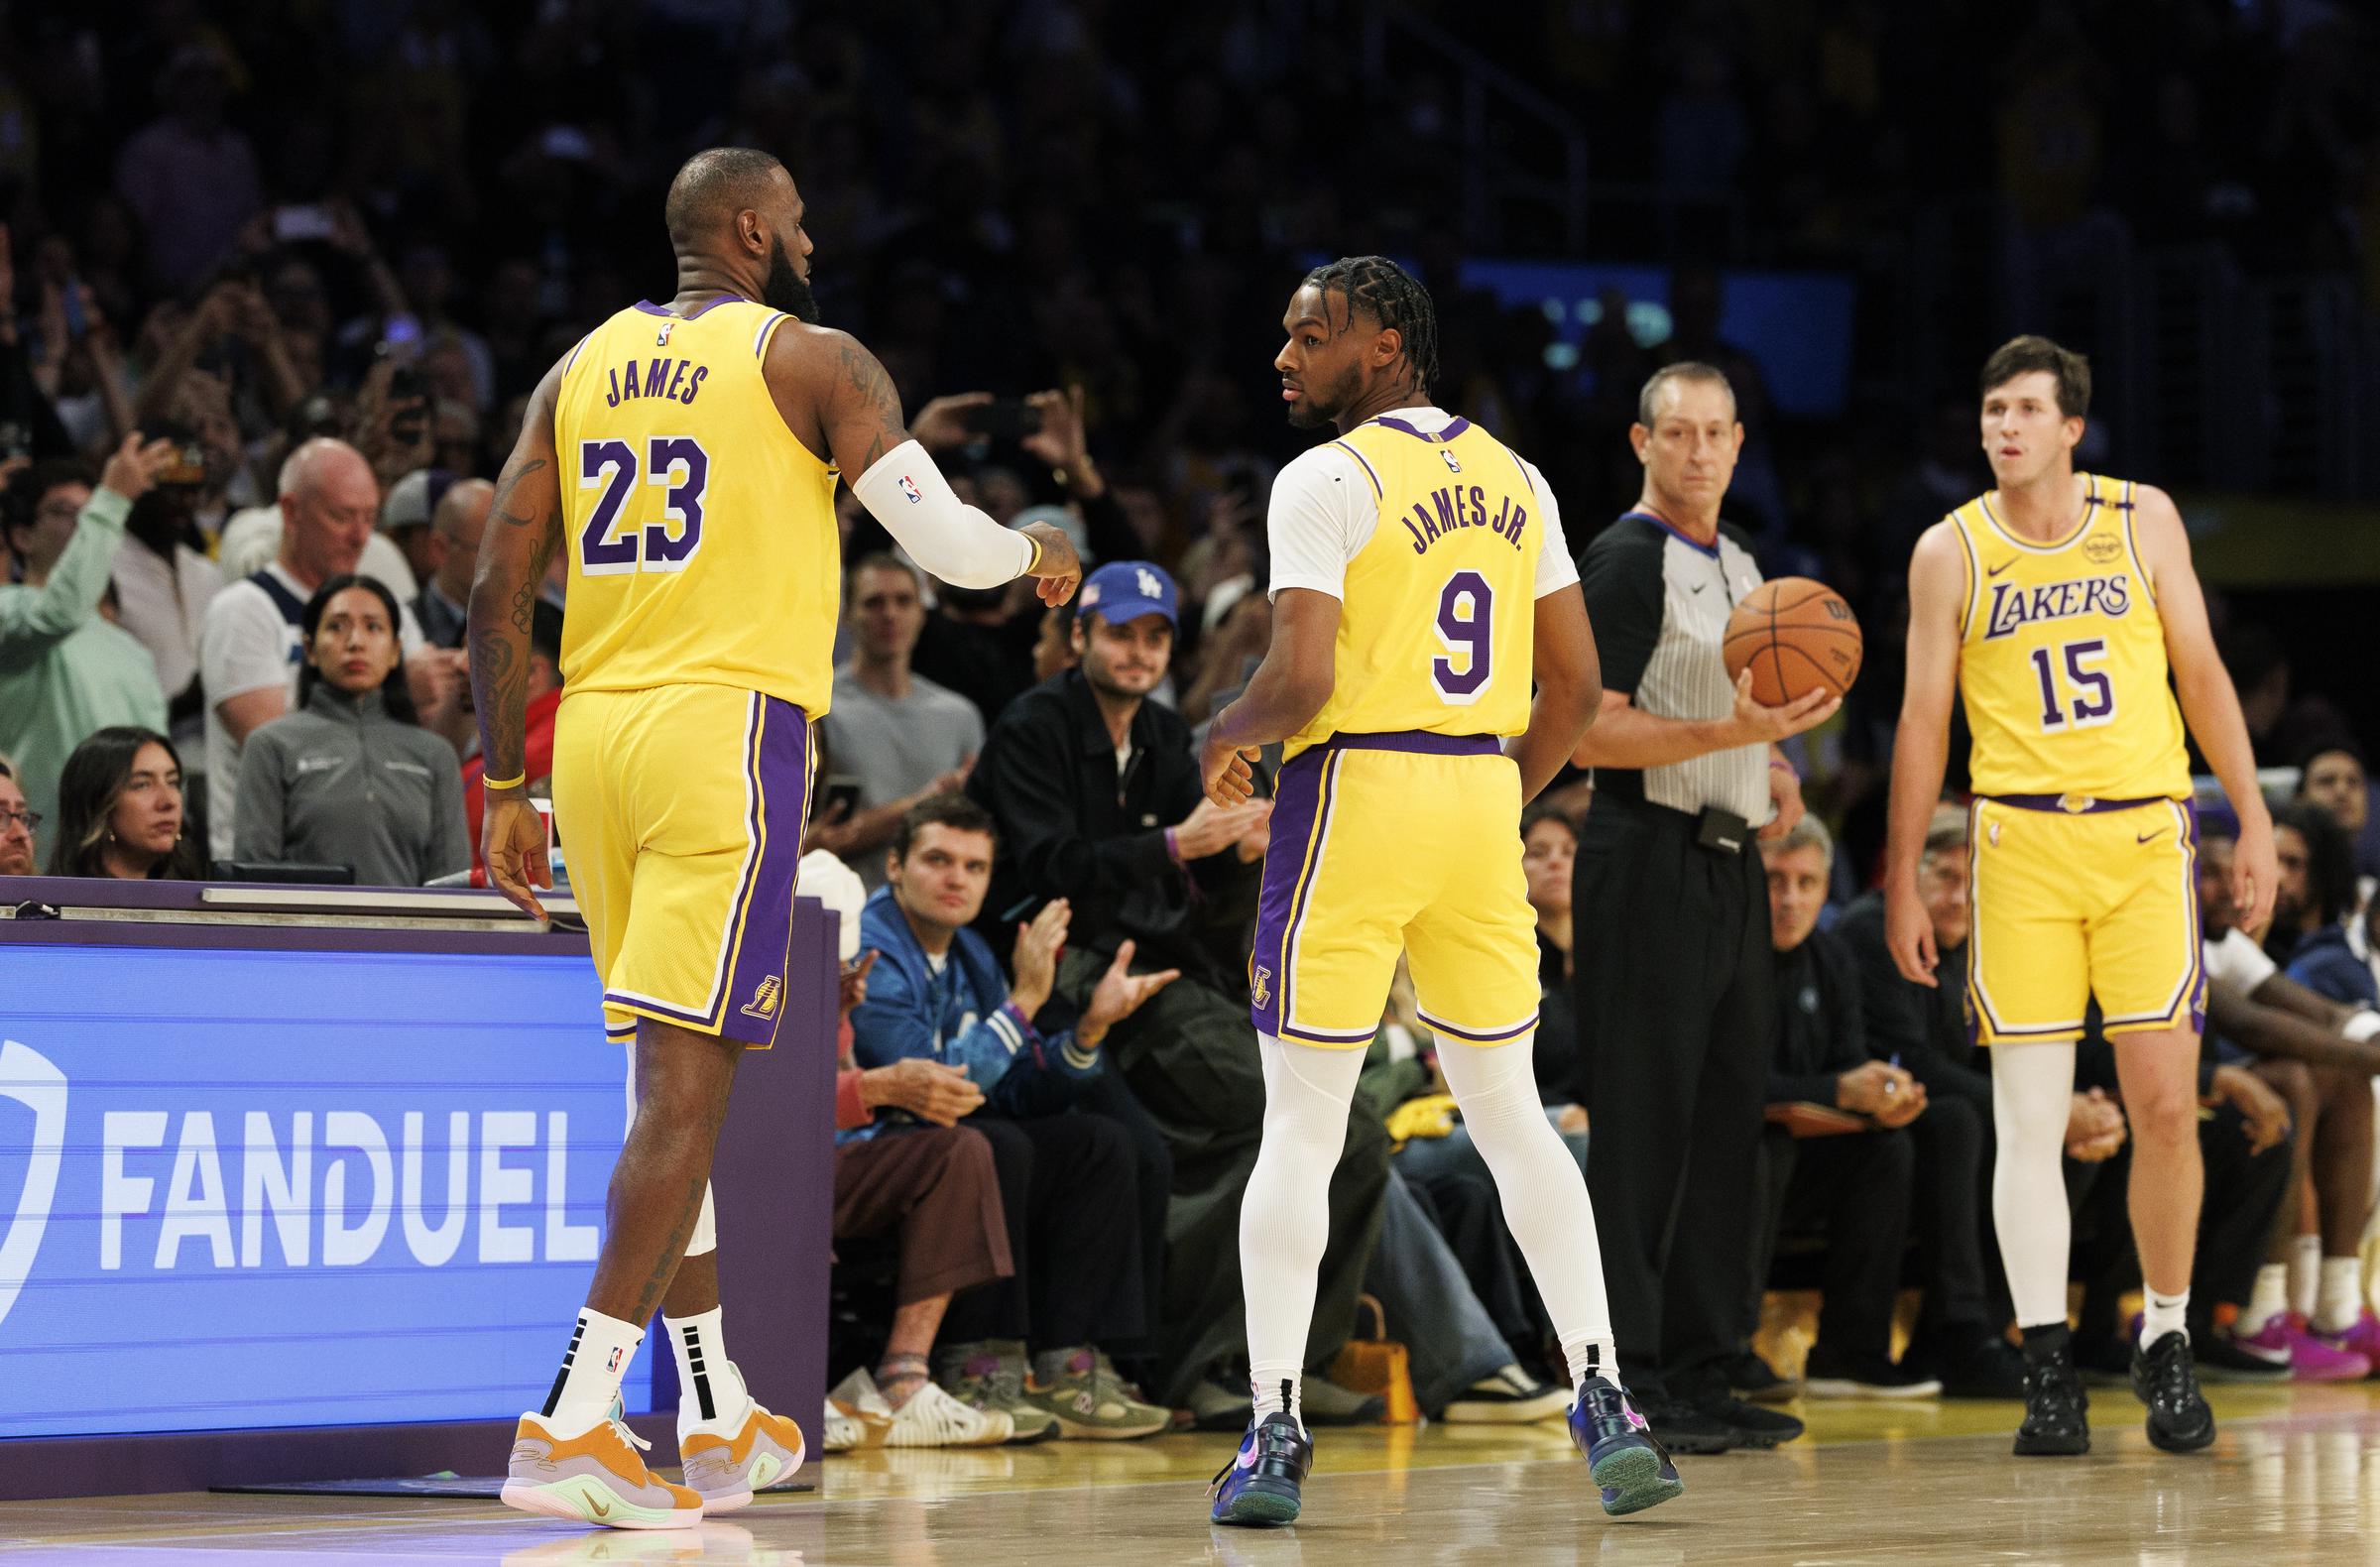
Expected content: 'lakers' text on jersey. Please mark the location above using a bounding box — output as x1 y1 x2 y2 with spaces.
1949 472 2190 802
554 298 840 718
1252 410 1577 1049
1947 473 2202 1047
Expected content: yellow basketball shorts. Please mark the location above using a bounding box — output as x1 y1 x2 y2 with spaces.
549 684 812 1048
1965 793 2204 1046
1250 732 1540 1049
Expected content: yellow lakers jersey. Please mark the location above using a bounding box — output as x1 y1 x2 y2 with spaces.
1286 416 1541 758
553 297 840 716
1950 473 2190 799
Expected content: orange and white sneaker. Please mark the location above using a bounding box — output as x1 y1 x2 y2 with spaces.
501 1412 704 1529
678 1397 807 1512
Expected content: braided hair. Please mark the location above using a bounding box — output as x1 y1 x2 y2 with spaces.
1302 255 1440 399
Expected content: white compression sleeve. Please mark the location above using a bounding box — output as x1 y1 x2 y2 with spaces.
851 439 1036 589
1239 1034 1366 1425
1435 1035 1614 1383
1990 1041 2079 1328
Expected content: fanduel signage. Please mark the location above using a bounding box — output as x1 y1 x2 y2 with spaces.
0 944 644 1438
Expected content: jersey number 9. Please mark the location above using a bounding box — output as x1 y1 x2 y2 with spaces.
1432 571 1492 705
579 436 711 575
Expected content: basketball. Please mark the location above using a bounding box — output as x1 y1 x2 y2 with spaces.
1723 576 1863 706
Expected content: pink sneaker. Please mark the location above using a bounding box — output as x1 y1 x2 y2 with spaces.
2311 1308 2380 1378
2236 1312 2371 1382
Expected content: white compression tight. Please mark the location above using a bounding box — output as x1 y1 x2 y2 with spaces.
1239 1032 1616 1421
1991 1040 2077 1328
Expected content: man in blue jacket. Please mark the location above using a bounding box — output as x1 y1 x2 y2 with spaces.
852 792 1179 1439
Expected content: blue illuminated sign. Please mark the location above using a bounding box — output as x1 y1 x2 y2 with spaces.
0 943 643 1438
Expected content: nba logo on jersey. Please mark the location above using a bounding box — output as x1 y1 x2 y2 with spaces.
654 319 674 347
741 975 782 1022
898 475 924 504
1440 448 1462 474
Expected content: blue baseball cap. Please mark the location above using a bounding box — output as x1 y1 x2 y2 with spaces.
1077 560 1178 628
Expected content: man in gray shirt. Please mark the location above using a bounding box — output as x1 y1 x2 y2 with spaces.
823 554 985 886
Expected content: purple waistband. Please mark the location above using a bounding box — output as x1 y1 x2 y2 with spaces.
1981 792 2181 815
1308 730 1503 758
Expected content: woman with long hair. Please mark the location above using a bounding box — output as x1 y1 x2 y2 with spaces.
48 726 203 879
233 573 467 886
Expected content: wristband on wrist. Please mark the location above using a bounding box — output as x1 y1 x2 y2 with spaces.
1164 826 1183 864
483 772 527 791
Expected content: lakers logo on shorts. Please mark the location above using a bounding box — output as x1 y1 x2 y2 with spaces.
1251 966 1273 1010
740 975 782 1022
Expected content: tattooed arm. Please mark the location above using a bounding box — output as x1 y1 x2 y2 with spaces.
467 356 565 918
765 322 1081 602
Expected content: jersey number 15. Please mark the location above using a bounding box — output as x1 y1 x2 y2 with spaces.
579 436 711 575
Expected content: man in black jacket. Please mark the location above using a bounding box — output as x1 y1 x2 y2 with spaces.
1750 818 1940 1396
968 560 1393 1419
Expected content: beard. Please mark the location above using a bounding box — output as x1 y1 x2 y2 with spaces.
762 236 820 321
1285 364 1360 429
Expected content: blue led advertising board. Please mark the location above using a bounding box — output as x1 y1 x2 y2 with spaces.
0 941 642 1438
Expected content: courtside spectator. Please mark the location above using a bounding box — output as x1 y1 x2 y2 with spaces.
823 556 983 887
850 794 1175 1440
1 443 173 857
198 437 443 861
2198 823 2380 1377
1751 817 1940 1397
969 560 1391 1427
0 757 38 876
48 727 201 880
414 477 493 650
232 575 468 886
1833 806 2025 1397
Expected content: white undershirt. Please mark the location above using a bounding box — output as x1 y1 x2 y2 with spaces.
1265 406 1580 602
2202 926 2278 993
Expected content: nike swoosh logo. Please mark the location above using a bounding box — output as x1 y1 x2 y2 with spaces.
2136 830 2165 844
1987 560 2015 577
588 1496 611 1517
1691 583 1708 594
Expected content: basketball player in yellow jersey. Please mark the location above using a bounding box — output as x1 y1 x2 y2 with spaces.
467 148 1079 1530
1198 258 1680 1527
1883 335 2277 1460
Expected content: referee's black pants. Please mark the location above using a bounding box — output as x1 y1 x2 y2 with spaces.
1574 796 1772 1400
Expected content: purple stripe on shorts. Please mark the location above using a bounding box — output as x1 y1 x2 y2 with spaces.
1250 749 1333 1037
716 697 812 1046
1417 1008 1541 1045
1311 729 1500 759
1982 793 2179 815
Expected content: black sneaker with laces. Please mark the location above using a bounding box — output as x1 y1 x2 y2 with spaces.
2131 1330 2215 1453
1724 1349 1796 1403
1638 1393 1735 1455
2013 1346 2089 1456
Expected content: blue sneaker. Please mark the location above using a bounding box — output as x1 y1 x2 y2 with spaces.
1570 1375 1684 1517
1208 1411 1311 1526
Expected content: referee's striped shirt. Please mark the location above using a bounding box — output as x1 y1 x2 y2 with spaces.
1577 511 1771 822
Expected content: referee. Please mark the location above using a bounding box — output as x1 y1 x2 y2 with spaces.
1572 363 1838 1453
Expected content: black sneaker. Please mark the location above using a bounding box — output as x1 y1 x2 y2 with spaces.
2131 1331 2215 1453
1724 1349 1797 1403
2013 1347 2089 1456
1209 1411 1312 1526
1930 1336 2027 1400
1637 1393 1735 1455
1802 1346 1944 1399
2193 1328 2292 1384
1695 1387 1805 1447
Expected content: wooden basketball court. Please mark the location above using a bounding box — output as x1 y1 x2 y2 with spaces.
3 1383 2373 1564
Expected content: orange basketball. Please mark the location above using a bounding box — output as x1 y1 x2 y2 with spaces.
1723 576 1863 706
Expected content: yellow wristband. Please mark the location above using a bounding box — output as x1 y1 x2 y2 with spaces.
1024 534 1043 574
483 772 527 791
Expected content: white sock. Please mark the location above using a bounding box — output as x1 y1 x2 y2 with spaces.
2240 1263 2290 1337
2290 1233 2321 1318
1989 1042 2079 1328
2314 1257 2364 1334
1561 1336 1617 1393
541 1307 644 1436
1239 1033 1363 1436
2140 1287 2190 1348
666 1303 753 1435
1433 1033 1619 1393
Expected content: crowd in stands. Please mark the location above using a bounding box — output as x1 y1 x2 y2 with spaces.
5 0 2380 1450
